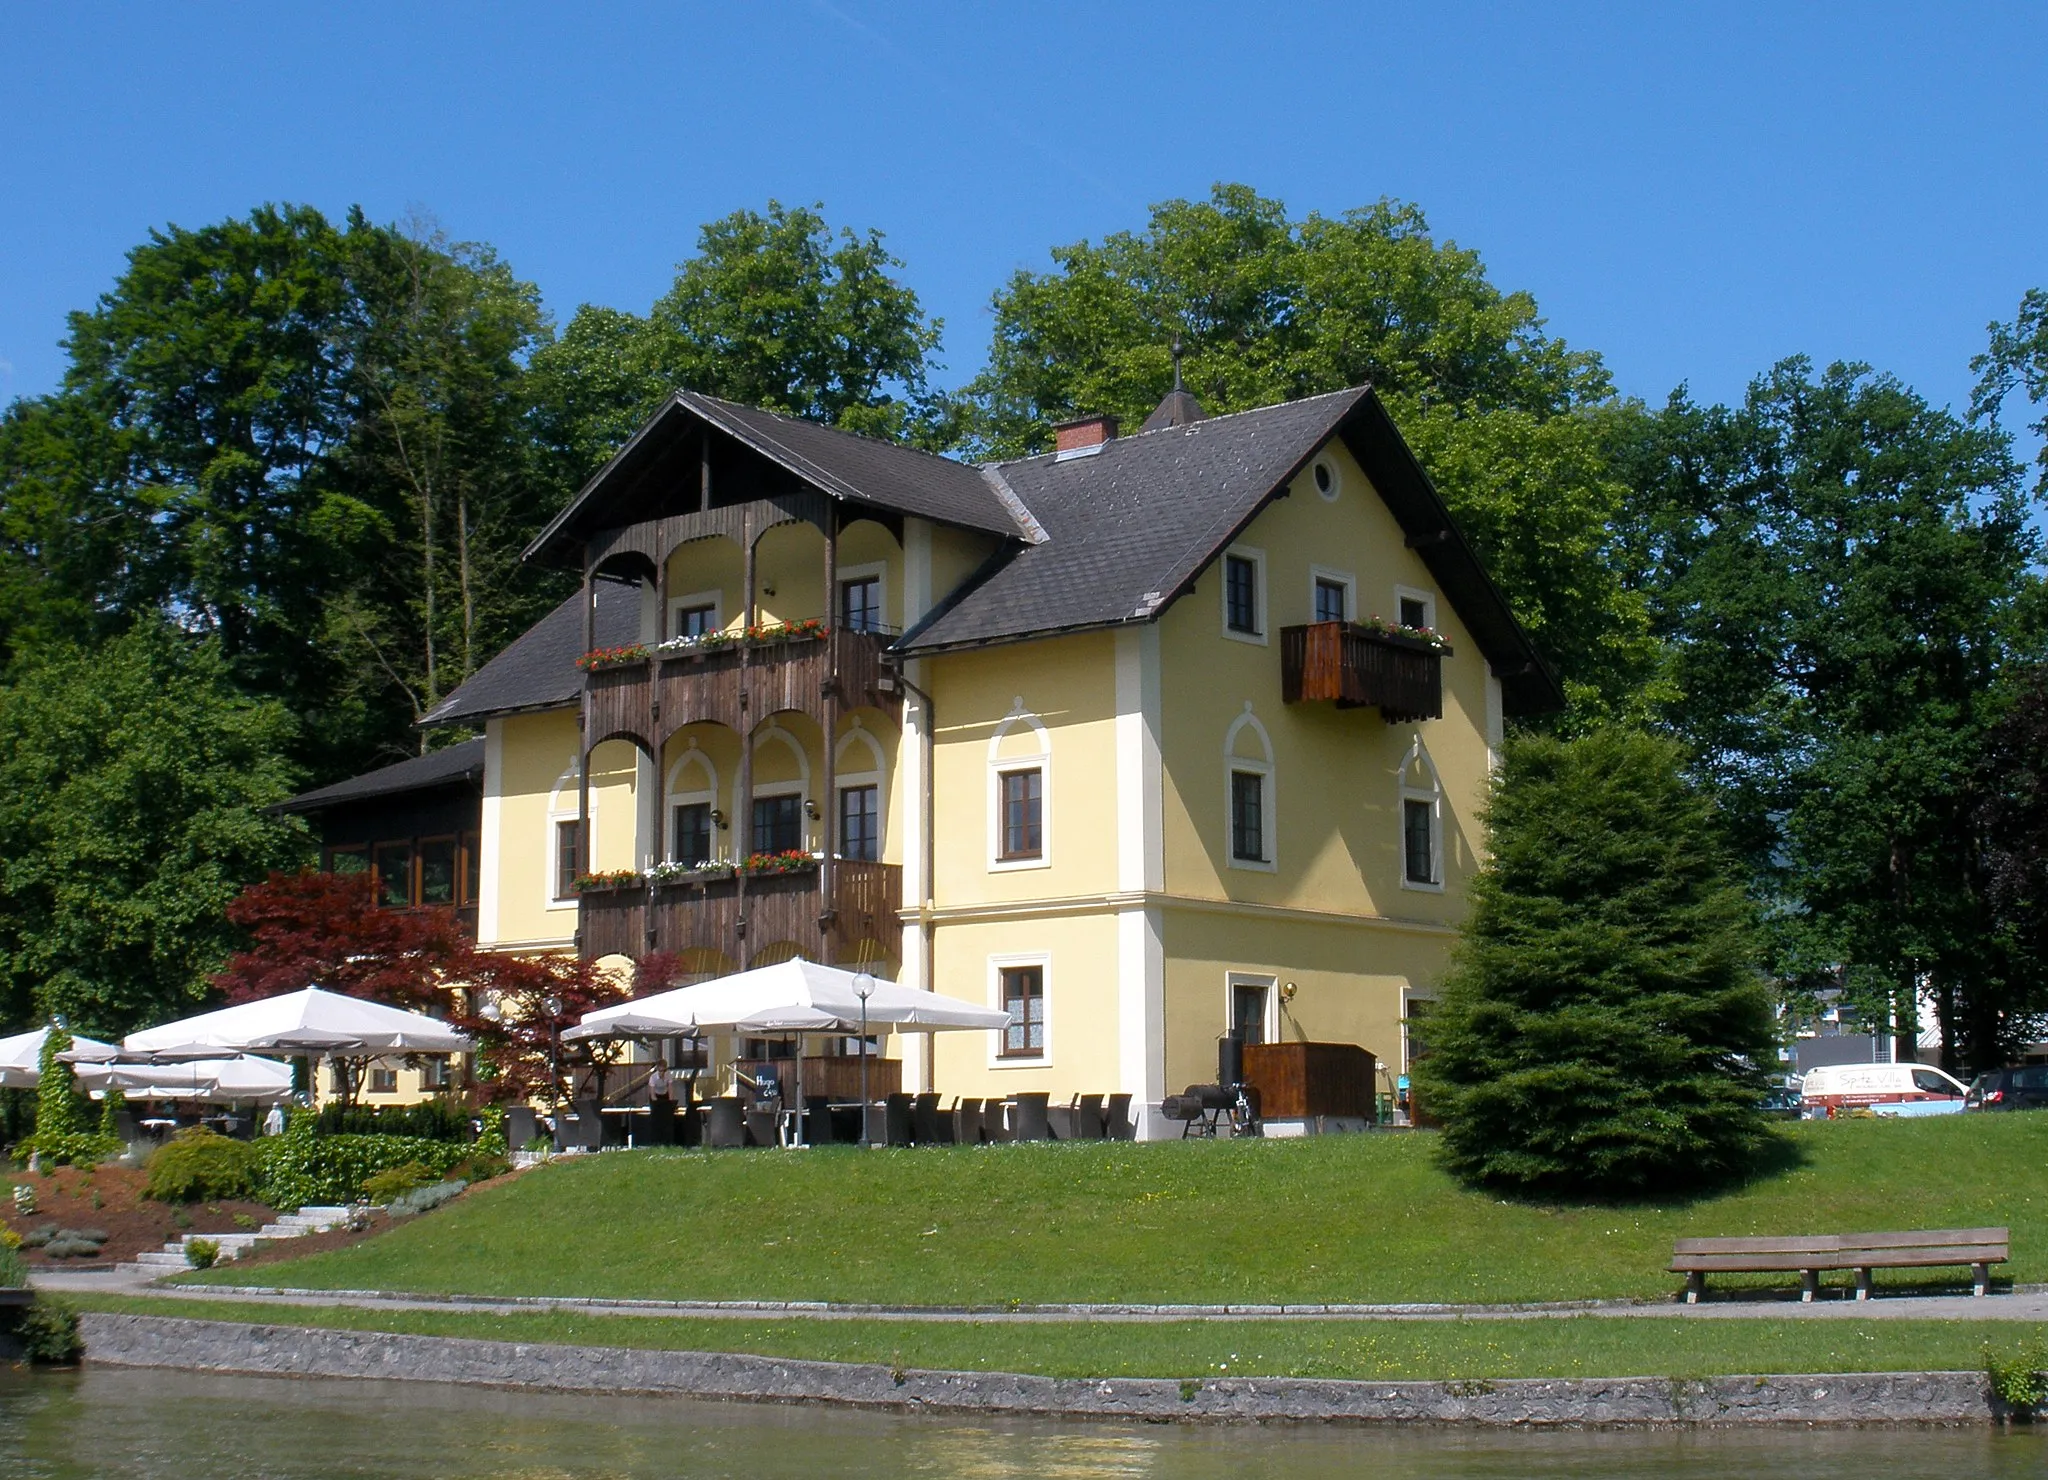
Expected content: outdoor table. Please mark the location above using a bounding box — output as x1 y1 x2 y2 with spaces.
140 1117 176 1142
598 1105 648 1147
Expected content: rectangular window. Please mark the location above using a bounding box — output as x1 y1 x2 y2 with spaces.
839 784 880 862
751 794 803 856
1399 595 1430 632
328 846 368 876
555 819 581 901
1404 996 1436 1067
672 803 713 867
368 1064 399 1095
1315 578 1348 625
1001 966 1045 1058
1231 981 1270 1046
1403 797 1436 884
674 603 718 639
1225 555 1259 634
420 1057 452 1091
1230 771 1265 863
373 842 414 908
418 837 458 906
461 832 481 904
840 576 883 633
998 768 1043 860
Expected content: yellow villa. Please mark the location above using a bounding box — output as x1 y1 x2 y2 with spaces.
414 381 1561 1136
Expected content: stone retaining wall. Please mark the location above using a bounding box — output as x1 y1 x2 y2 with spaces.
78 1313 2004 1426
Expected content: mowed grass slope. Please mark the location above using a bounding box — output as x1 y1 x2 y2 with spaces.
193 1115 2048 1306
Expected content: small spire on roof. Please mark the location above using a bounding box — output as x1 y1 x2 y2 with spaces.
1141 335 1206 434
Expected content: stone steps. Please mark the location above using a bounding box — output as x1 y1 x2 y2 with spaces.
118 1205 360 1276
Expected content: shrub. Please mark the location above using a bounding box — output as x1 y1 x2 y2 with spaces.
447 1152 509 1185
41 1230 105 1260
0 1227 17 1251
34 1029 89 1141
386 1180 466 1217
12 1295 83 1364
360 1162 438 1203
145 1128 265 1203
98 1087 127 1139
184 1238 221 1270
20 1131 123 1170
1987 1342 2047 1415
473 1105 507 1160
257 1124 468 1211
314 1098 475 1143
0 1242 24 1288
19 1226 52 1249
1415 729 1776 1197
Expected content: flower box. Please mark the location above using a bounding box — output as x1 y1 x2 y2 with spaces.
576 645 651 672
738 850 820 877
571 870 644 893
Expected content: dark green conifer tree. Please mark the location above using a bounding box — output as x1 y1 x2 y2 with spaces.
1415 728 1776 1197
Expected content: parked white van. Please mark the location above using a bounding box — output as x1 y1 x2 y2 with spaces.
1796 1062 1969 1117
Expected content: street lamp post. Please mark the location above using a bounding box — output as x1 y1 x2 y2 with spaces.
854 970 875 1147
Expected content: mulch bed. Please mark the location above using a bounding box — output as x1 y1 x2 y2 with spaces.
2 1163 275 1269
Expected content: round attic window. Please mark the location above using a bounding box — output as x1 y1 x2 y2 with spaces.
1312 456 1340 501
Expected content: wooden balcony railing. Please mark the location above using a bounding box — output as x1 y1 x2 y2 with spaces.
577 859 902 966
1280 621 1447 723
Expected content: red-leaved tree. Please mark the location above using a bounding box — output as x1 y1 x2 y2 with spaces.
448 949 633 1108
213 870 471 1010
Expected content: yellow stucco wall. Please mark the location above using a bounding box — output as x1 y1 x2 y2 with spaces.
928 912 1124 1098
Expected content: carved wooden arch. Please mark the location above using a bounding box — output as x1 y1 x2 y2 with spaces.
584 488 836 574
584 727 656 760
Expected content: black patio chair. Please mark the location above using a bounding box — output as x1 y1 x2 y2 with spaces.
506 1105 538 1150
803 1096 836 1144
704 1097 746 1149
881 1092 913 1146
1105 1093 1135 1141
645 1100 676 1146
912 1092 950 1145
1011 1091 1051 1142
1073 1093 1106 1140
1046 1098 1075 1140
953 1097 985 1145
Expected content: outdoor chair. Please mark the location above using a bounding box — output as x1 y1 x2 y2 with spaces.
573 1097 606 1151
743 1109 780 1147
912 1092 951 1145
1046 1098 1075 1140
506 1105 538 1151
704 1097 746 1149
803 1096 836 1144
953 1097 985 1145
984 1099 1012 1142
1073 1093 1106 1140
1105 1093 1135 1141
882 1092 913 1147
1011 1091 1052 1142
112 1108 142 1145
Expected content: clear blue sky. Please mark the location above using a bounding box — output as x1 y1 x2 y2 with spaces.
3 2 2042 425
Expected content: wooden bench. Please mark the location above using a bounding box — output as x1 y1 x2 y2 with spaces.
1670 1228 2008 1303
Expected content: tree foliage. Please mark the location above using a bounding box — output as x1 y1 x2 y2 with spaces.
213 869 471 1011
1616 358 2037 1068
529 200 948 488
0 626 307 1034
966 183 1658 720
1415 728 1776 1197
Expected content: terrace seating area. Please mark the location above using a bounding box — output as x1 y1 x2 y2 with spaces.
509 1090 1139 1151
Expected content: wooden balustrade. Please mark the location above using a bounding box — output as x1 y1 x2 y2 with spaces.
1280 621 1446 723
577 860 902 966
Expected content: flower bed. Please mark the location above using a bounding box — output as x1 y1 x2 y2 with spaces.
738 850 819 876
575 643 652 672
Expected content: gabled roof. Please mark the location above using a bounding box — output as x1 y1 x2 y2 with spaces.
420 581 641 729
896 387 1563 716
278 736 486 814
525 391 1028 566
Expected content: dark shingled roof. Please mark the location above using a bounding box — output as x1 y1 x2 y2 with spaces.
420 580 641 728
525 392 1026 564
897 387 1564 716
279 737 486 814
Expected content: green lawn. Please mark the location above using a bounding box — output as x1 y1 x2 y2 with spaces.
72 1294 2048 1382
186 1115 2048 1307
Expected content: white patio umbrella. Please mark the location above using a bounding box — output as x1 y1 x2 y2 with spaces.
74 1054 295 1104
123 986 473 1059
0 1027 118 1089
567 958 1010 1147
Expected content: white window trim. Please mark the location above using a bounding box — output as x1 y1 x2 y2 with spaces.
545 757 586 910
1310 452 1342 502
988 700 1052 873
1398 735 1445 893
988 951 1052 1067
666 588 724 640
1402 988 1437 1075
1226 971 1280 1044
745 724 814 855
834 725 887 861
1224 704 1277 874
1308 565 1357 625
1220 544 1268 646
836 560 890 632
1393 584 1437 634
664 746 721 865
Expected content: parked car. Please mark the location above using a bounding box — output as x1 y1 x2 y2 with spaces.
1965 1065 2048 1112
1794 1062 1969 1117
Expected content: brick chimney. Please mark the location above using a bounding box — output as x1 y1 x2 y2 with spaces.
1052 413 1118 461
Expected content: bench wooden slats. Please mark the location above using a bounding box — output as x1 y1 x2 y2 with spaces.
1669 1226 2009 1302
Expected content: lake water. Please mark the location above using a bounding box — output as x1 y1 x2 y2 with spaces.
2 1368 2044 1479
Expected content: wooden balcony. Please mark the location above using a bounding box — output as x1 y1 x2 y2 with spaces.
583 626 899 752
1280 621 1447 723
577 859 902 966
